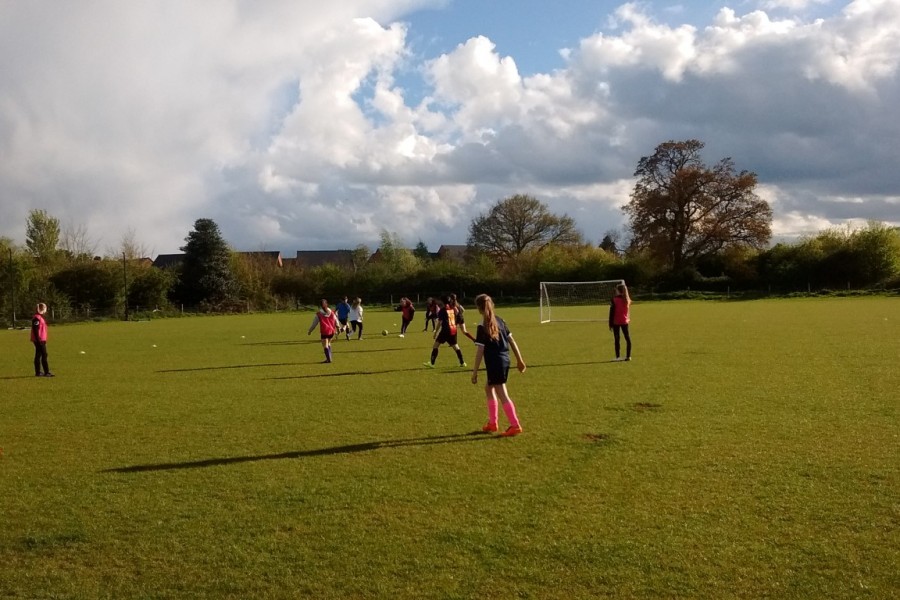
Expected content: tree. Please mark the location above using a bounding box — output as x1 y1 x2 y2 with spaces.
178 218 238 308
852 221 900 285
60 221 97 262
373 230 419 275
599 229 622 255
413 240 431 262
467 194 582 261
25 209 61 273
351 245 371 272
50 262 121 312
127 267 173 311
624 140 772 270
114 227 151 261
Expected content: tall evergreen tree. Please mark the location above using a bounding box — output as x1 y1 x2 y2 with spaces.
178 218 238 308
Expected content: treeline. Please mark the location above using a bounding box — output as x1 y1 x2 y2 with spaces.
2 216 898 324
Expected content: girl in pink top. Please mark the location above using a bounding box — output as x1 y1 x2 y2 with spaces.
307 299 339 363
31 302 53 376
608 282 632 361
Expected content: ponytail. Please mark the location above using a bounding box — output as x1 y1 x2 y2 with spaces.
616 283 631 307
475 294 499 340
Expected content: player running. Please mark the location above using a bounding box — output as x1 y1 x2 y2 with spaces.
398 297 416 337
424 294 467 368
307 299 339 363
335 295 352 340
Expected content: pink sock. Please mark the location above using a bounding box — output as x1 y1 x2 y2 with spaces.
486 398 498 424
501 400 520 428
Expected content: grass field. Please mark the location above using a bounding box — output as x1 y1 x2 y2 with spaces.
1 297 898 599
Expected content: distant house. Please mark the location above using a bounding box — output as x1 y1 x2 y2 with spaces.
436 245 471 263
153 251 283 269
238 251 283 268
366 248 391 264
152 253 185 269
292 250 355 270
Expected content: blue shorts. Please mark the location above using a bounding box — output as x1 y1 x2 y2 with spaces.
486 363 510 386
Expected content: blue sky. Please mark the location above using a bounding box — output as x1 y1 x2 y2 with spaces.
0 0 897 256
403 1 838 75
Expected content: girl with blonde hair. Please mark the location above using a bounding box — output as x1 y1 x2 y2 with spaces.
471 294 526 436
608 282 632 361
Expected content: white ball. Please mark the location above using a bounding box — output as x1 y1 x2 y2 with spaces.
79 351 86 354
381 329 388 336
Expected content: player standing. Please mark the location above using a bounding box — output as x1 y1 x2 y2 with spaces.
471 294 524 436
31 302 53 377
608 282 632 361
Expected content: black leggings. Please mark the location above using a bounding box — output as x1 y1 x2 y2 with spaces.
612 325 631 359
351 320 363 339
33 341 50 375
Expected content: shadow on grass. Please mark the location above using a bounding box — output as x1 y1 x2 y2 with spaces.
0 375 43 380
268 366 432 380
524 361 601 369
158 362 303 373
241 340 322 347
243 340 403 349
101 432 498 473
161 359 602 377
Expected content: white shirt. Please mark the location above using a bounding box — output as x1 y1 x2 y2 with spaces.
349 305 363 322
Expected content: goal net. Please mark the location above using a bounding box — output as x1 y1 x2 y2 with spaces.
539 280 624 323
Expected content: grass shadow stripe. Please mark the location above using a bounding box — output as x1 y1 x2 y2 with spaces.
101 432 497 473
268 366 428 379
158 362 301 373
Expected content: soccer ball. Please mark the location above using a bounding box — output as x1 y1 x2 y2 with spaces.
381 329 388 336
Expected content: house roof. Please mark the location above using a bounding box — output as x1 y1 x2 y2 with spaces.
436 245 470 262
154 251 283 269
152 253 185 269
294 250 355 269
239 251 283 267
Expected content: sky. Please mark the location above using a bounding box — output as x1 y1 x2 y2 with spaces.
1 0 898 258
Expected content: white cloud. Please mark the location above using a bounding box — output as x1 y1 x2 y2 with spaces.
1 0 898 256
759 0 830 10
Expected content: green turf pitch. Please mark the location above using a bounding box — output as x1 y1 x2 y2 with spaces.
1 298 898 599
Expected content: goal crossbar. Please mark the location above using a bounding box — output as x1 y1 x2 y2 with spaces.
539 280 624 323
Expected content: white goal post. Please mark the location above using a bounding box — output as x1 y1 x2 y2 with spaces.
539 280 625 323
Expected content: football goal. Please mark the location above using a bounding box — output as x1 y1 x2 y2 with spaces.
539 280 624 323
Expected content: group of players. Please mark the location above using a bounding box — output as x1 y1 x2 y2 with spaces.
306 292 527 437
26 282 632 438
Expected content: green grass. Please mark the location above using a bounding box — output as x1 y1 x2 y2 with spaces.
2 298 898 599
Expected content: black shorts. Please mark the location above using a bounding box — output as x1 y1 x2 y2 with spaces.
321 334 334 340
436 331 458 346
486 363 510 386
